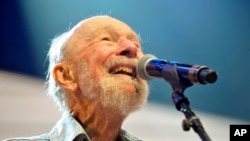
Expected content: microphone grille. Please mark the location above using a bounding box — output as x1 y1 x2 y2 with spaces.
136 54 156 80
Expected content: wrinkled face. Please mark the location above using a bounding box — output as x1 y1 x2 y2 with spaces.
66 16 148 115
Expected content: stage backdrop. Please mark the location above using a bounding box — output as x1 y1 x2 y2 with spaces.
1 0 250 121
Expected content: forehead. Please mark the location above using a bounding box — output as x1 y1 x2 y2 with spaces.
74 16 138 40
64 16 141 62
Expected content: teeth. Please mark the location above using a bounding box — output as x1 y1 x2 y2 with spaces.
112 67 133 74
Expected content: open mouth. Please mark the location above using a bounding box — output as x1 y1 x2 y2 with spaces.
109 65 136 77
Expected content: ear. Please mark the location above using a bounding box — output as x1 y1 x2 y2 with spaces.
53 63 78 92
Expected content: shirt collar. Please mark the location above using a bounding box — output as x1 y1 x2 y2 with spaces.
49 112 90 141
48 112 141 141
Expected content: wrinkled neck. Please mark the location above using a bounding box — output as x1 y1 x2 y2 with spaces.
68 95 127 141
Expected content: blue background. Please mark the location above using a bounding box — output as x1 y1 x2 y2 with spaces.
1 1 250 121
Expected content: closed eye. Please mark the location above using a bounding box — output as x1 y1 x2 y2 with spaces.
101 36 112 41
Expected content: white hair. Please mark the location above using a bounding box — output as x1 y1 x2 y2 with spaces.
46 31 72 112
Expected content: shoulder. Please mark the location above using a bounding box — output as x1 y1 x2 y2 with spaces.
119 129 142 141
3 134 50 141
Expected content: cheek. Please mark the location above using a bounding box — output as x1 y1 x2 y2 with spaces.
88 46 115 69
92 45 114 58
80 45 111 65
84 49 111 78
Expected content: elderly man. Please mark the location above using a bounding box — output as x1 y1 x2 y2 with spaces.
5 15 149 141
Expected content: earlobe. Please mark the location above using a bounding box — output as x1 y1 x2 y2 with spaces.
53 63 78 92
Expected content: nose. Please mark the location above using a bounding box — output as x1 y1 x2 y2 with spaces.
116 38 138 58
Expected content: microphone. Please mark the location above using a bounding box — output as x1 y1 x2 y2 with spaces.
136 54 217 86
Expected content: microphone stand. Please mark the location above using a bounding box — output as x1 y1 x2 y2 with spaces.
171 89 211 141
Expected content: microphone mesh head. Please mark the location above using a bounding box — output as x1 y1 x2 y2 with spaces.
136 54 156 80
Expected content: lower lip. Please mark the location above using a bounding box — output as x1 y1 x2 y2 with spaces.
112 73 133 77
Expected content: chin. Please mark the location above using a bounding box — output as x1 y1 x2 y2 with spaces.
99 76 149 116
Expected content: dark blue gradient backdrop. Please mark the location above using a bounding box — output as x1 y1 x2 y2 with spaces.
1 1 250 121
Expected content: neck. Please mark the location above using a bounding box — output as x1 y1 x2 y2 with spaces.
70 100 127 141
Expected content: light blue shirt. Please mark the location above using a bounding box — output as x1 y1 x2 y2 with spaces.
4 112 141 141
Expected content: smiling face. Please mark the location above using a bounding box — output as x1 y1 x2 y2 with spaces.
64 16 148 115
